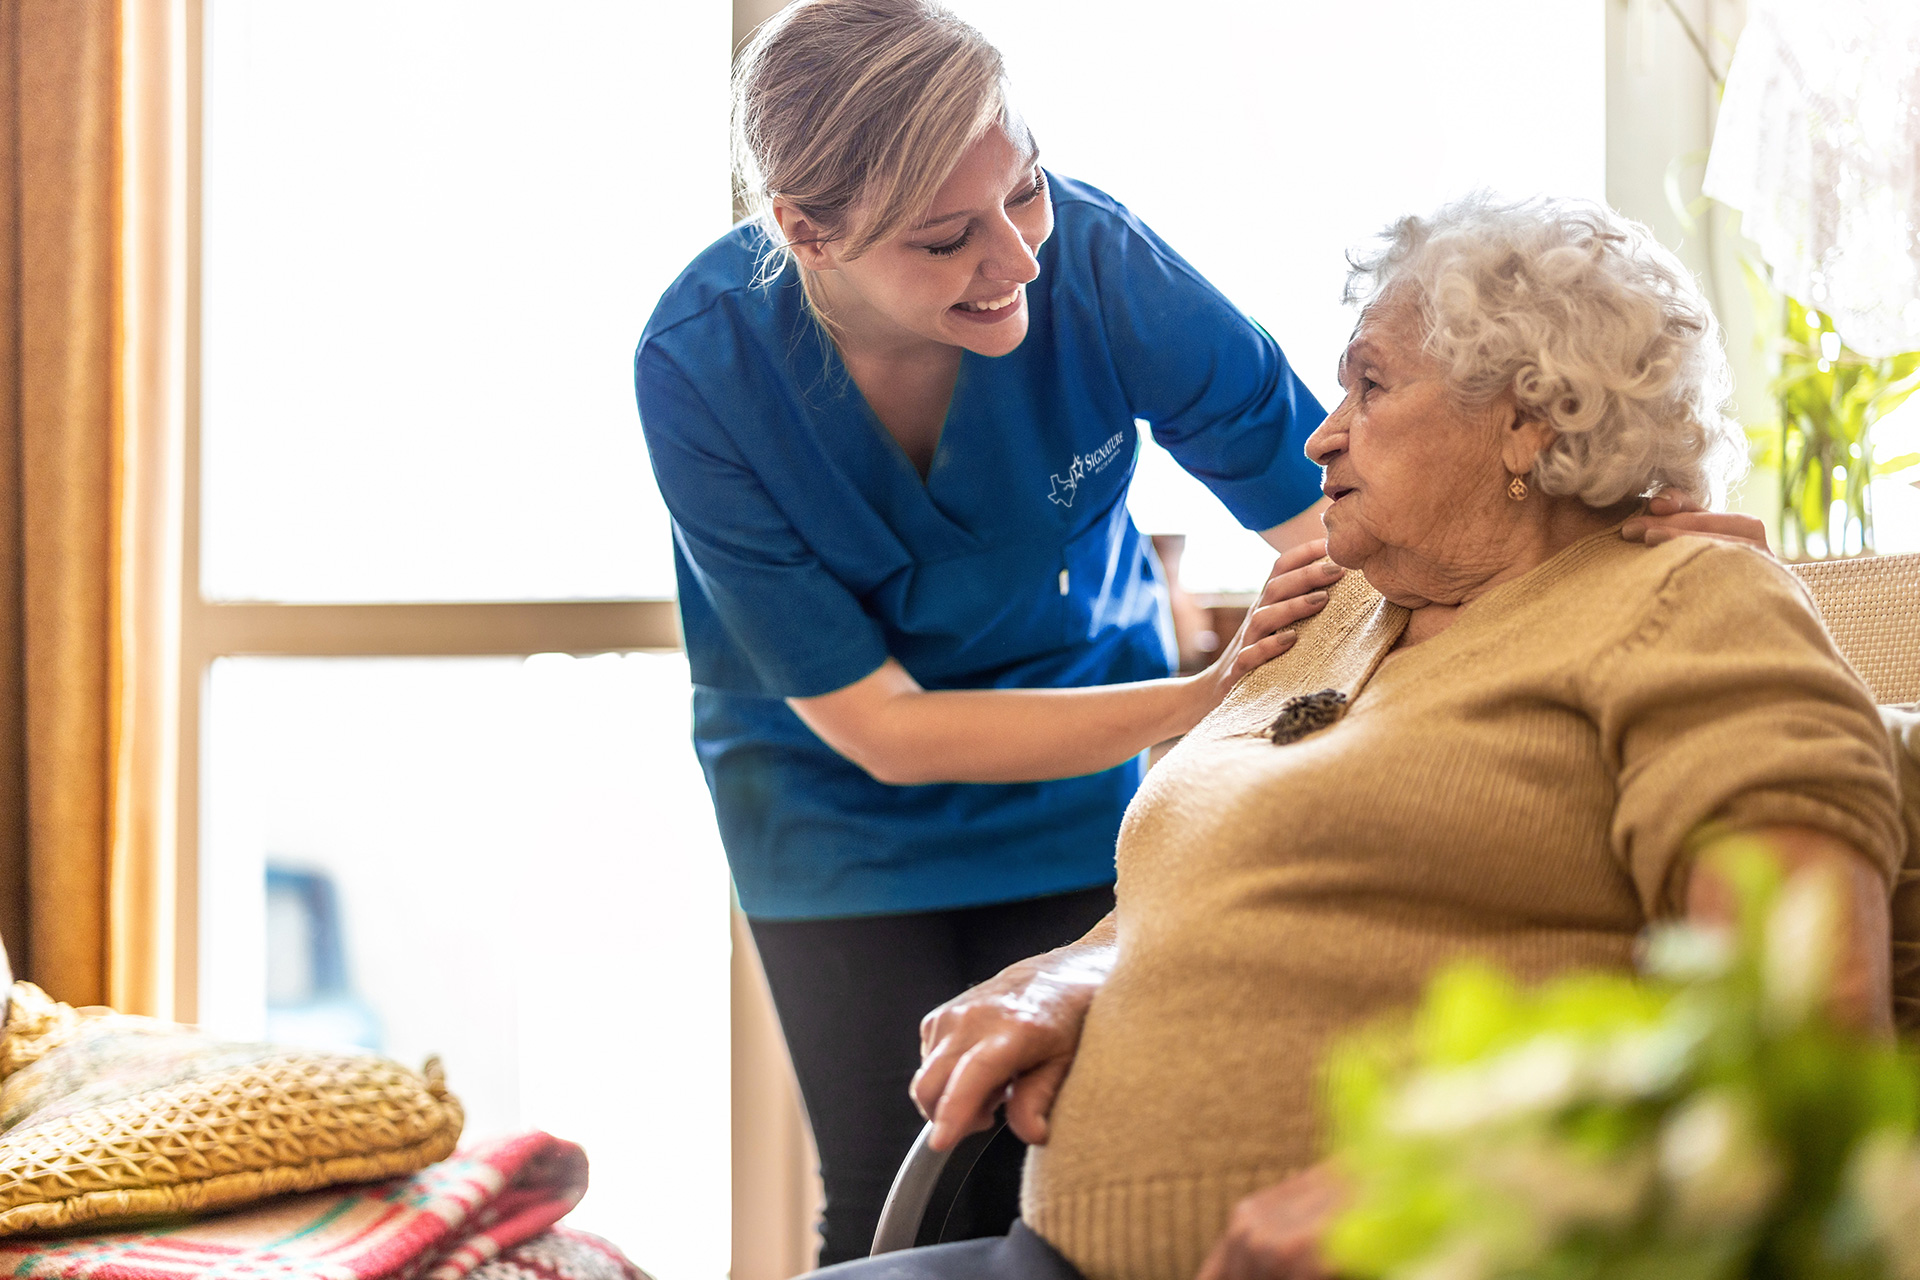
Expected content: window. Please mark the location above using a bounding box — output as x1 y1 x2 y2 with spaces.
1871 399 1920 553
199 0 716 602
189 4 733 1277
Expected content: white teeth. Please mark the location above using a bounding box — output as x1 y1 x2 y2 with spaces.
958 289 1019 312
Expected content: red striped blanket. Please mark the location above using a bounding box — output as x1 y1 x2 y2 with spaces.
0 1134 650 1280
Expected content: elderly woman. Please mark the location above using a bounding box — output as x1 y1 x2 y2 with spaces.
816 194 1905 1280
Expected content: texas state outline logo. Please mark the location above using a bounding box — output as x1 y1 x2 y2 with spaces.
1047 431 1127 507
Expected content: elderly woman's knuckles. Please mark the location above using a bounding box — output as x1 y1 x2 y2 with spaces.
973 1007 1072 1050
934 1005 1066 1057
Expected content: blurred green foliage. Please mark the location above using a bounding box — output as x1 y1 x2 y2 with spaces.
1742 263 1920 560
1323 840 1920 1280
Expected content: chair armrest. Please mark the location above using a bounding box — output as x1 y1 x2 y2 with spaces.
870 1123 953 1255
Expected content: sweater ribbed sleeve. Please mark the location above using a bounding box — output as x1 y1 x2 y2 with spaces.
1589 543 1904 917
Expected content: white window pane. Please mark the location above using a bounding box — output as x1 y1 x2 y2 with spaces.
199 653 730 1280
941 1 1605 589
201 2 729 602
1127 429 1280 594
1871 399 1920 554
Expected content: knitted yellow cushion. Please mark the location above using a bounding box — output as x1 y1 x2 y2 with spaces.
0 982 463 1236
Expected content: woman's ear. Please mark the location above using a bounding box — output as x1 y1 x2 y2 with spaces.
771 201 839 272
1499 407 1559 477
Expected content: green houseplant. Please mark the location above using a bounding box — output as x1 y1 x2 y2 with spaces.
1323 841 1920 1280
1656 0 1920 560
1744 278 1920 560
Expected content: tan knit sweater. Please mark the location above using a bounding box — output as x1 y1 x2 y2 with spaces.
1023 531 1905 1280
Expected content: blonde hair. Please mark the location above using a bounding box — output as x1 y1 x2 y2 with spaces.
732 0 1013 300
1345 193 1745 507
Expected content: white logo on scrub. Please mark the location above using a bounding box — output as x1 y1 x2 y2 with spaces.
1047 431 1126 508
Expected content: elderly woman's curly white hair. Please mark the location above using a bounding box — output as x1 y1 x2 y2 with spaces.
1344 194 1746 507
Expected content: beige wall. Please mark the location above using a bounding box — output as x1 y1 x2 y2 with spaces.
735 0 788 56
731 911 824 1280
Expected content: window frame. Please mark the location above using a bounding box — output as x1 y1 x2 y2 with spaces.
146 10 818 1273
168 0 682 1019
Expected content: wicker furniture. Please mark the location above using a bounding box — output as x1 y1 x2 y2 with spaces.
1789 551 1920 704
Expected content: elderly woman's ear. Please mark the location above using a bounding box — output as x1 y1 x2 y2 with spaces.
1498 410 1558 487
1490 395 1771 555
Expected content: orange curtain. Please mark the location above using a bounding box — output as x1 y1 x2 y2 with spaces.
0 0 122 1004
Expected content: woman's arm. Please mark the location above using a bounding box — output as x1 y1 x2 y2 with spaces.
1261 499 1333 554
1684 825 1894 1032
790 540 1342 785
912 912 1118 1150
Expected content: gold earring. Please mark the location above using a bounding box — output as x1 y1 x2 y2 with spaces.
1507 474 1529 501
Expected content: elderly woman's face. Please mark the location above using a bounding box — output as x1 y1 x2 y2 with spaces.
1306 300 1513 589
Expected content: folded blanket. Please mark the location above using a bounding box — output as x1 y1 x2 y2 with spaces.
0 1133 649 1280
468 1230 645 1280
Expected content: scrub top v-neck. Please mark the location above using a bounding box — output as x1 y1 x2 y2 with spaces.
636 173 1325 920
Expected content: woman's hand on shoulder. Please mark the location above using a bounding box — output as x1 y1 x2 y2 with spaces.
1195 1163 1347 1280
911 916 1118 1150
1621 490 1771 555
1203 539 1344 693
1162 539 1340 737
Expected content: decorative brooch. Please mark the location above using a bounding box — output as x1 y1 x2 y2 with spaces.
1265 688 1348 745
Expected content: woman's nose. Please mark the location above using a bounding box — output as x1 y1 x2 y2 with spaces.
1305 408 1348 466
980 219 1041 285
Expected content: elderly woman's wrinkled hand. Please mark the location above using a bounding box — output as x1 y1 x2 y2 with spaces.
1195 1165 1347 1280
1621 490 1772 554
911 917 1118 1151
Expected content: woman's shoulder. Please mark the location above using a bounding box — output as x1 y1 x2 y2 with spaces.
1044 172 1134 224
1490 530 1809 652
638 221 796 362
1551 534 1859 701
1043 173 1189 269
1580 533 1818 641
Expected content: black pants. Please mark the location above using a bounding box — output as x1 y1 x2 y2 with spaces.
811 1223 1084 1279
750 884 1116 1267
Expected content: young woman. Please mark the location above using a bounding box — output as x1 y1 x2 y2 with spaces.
633 0 1757 1262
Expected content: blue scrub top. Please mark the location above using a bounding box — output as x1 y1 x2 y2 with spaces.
636 174 1324 920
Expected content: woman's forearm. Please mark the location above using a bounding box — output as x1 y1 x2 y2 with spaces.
790 538 1339 785
790 658 1207 785
1686 824 1893 1033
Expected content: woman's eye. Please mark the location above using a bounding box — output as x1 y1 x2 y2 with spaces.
1009 171 1047 207
926 229 972 257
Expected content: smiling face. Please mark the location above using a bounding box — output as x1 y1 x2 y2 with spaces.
783 122 1053 359
1305 297 1522 601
